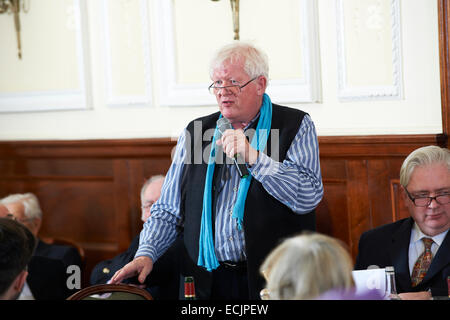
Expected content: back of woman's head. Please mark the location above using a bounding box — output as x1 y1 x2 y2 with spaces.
260 233 354 300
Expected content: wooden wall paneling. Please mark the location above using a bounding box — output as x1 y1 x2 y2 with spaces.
112 160 133 253
390 179 411 222
366 158 403 228
36 175 118 288
316 179 349 244
367 159 390 226
127 159 146 239
0 133 445 287
316 158 350 246
0 153 121 288
318 134 446 157
345 160 371 259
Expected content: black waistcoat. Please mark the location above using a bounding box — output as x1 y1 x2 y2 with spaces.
179 103 316 299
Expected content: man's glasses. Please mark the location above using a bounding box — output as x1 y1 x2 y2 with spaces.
208 77 257 95
404 188 450 207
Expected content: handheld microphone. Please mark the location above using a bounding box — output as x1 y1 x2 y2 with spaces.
216 117 249 178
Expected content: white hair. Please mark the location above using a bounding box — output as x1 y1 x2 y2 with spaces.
0 193 42 220
260 232 355 300
209 41 269 81
400 145 450 187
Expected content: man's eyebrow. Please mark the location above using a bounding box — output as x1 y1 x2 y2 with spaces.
411 187 450 194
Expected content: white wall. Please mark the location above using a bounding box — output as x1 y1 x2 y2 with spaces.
0 0 442 140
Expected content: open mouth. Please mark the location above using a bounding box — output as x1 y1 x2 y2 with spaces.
221 100 234 107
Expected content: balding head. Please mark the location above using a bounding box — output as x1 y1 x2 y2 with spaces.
140 175 165 222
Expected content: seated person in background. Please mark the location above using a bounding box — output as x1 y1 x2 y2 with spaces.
90 175 181 300
259 232 358 300
0 193 82 299
0 213 36 300
355 145 449 299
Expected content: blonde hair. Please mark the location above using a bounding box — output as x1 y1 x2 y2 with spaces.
400 145 450 188
260 233 355 300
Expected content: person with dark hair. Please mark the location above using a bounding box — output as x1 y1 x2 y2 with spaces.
0 212 36 300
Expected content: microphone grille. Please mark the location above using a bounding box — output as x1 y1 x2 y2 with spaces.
216 117 232 132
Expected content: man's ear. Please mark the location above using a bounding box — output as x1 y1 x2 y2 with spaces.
13 270 28 293
30 218 41 237
256 76 267 95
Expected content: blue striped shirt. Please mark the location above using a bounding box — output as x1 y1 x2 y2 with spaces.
136 114 323 263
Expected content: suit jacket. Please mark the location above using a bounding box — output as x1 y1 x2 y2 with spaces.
90 235 140 285
27 239 82 300
90 234 182 300
34 239 82 268
355 217 450 296
27 256 73 300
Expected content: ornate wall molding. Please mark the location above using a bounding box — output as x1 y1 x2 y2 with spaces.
101 0 153 108
336 0 403 101
153 0 321 107
0 0 92 112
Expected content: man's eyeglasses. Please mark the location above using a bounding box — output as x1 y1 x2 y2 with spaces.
404 188 450 207
208 77 257 95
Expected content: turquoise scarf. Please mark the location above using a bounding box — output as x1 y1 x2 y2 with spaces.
197 93 273 271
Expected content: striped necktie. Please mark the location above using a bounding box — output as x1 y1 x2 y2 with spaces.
411 237 434 287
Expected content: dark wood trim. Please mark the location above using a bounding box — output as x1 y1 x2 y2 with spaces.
318 134 446 157
438 0 450 146
0 138 176 159
0 133 444 160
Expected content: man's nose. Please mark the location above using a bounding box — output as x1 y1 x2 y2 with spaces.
428 196 440 208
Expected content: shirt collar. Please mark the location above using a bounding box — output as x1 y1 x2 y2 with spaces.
411 222 448 246
242 111 261 131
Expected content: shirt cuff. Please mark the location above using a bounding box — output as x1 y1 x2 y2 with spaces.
248 152 280 181
134 244 157 263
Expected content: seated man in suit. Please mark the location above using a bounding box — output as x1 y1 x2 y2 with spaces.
355 145 449 299
0 211 36 300
0 193 82 299
90 175 181 300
